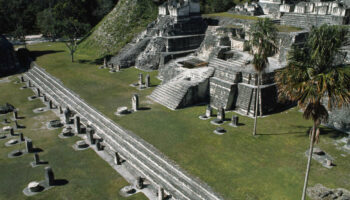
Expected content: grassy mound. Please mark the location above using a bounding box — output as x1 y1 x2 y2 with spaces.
78 0 158 59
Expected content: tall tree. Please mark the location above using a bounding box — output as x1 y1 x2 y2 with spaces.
249 18 278 136
275 24 350 200
61 18 90 62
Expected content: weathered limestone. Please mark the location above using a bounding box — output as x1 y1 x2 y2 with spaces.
27 80 32 87
36 88 41 97
138 73 143 86
59 106 63 114
135 177 143 189
48 100 53 109
206 105 213 118
75 116 81 134
132 94 139 112
26 139 33 153
13 110 18 120
145 74 151 88
28 182 41 193
10 127 14 136
96 140 103 151
64 109 70 124
14 120 19 129
229 115 239 127
34 153 40 165
45 167 55 186
115 152 122 165
158 187 165 200
19 133 24 142
104 57 107 68
217 107 225 121
87 129 95 144
43 94 48 102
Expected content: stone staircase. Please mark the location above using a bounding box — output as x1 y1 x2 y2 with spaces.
149 81 192 110
149 67 215 110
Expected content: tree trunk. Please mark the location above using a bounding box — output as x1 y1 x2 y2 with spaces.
71 51 74 63
253 74 260 136
301 121 317 200
259 73 263 117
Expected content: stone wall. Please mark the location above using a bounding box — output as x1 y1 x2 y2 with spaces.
281 12 348 29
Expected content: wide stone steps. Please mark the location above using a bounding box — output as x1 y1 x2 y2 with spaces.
25 65 222 200
26 69 197 198
148 81 191 110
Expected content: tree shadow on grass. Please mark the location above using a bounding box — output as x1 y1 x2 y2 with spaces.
30 50 64 61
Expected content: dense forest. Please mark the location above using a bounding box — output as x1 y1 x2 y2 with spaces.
0 0 119 36
0 0 240 37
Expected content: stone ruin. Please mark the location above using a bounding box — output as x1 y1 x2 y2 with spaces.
149 25 307 115
279 1 350 29
227 0 350 29
109 0 207 71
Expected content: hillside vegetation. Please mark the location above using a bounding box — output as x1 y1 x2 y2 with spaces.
78 0 158 58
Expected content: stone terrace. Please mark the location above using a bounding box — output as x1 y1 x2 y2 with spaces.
24 63 223 200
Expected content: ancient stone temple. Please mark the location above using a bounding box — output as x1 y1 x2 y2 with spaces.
150 22 307 115
109 0 207 70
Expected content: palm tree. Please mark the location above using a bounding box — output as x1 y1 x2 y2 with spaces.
249 18 278 136
275 24 350 200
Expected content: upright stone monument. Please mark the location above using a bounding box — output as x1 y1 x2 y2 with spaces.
116 65 121 72
13 110 18 120
138 73 143 86
27 80 32 87
88 130 95 145
43 94 48 102
136 177 143 189
45 167 55 186
48 100 53 109
104 57 107 68
36 88 41 97
132 94 139 111
34 153 40 165
75 116 81 134
20 76 25 83
19 133 24 142
64 109 70 124
158 187 165 200
96 140 103 151
114 152 122 165
230 115 239 127
217 107 225 121
206 105 213 118
26 139 33 153
10 127 14 136
145 74 151 88
14 120 19 129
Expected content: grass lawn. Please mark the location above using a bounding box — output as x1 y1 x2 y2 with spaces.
26 42 350 200
0 76 146 200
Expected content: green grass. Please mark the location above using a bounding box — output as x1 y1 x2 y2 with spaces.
26 42 350 200
0 76 146 200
